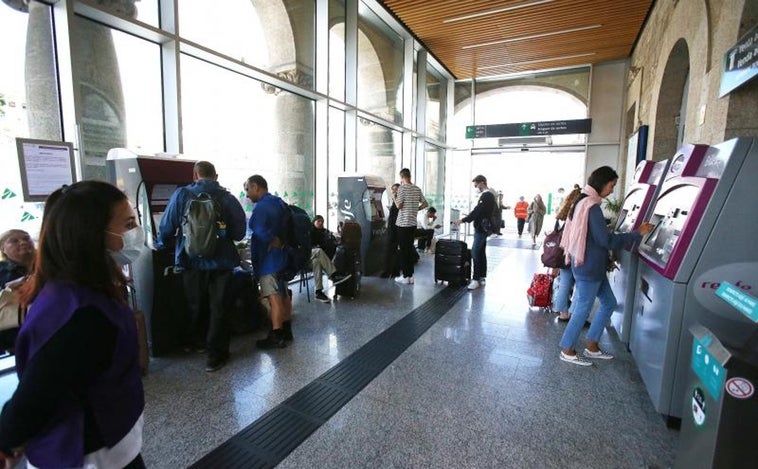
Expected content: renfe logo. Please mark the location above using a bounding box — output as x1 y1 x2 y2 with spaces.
700 280 753 291
693 263 758 320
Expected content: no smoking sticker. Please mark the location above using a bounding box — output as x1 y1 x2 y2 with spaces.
725 377 755 399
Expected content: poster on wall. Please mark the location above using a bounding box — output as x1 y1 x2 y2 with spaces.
15 138 76 202
628 125 649 165
720 24 758 97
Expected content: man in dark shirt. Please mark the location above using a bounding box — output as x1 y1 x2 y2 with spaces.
310 215 349 303
454 175 496 290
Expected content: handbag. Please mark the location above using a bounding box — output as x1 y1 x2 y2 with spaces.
0 287 23 331
541 221 568 269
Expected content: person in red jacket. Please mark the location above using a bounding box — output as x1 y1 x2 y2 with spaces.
514 196 529 237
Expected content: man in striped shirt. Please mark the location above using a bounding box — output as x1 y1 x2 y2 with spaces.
393 168 428 284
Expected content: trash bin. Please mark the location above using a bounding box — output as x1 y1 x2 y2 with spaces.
674 323 758 468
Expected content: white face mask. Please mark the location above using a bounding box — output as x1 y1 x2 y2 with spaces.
107 227 145 266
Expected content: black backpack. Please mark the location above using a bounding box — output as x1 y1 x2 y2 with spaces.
279 204 312 281
182 191 225 258
541 222 568 269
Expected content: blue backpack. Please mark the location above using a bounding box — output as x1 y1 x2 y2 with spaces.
280 204 312 281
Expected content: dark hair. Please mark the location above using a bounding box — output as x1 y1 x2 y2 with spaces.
569 166 619 220
472 175 487 184
427 207 436 213
313 215 324 223
194 161 217 178
399 168 411 179
246 174 268 190
18 181 129 306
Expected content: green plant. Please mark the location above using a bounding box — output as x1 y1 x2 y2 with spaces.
603 196 623 226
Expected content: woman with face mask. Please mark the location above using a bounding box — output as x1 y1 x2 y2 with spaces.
0 181 146 468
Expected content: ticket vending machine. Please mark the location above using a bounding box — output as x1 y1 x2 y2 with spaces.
107 150 196 356
609 159 670 344
629 138 758 420
337 175 388 276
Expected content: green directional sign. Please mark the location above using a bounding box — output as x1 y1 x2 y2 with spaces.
20 211 36 222
2 188 16 199
465 118 592 139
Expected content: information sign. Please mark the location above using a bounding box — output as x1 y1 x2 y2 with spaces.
720 23 758 96
465 118 591 139
15 138 76 202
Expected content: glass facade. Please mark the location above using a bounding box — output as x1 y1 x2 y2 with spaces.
0 0 450 238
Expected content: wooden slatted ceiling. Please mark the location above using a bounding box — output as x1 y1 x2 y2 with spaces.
380 0 653 79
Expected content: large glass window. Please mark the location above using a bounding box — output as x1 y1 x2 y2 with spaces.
328 0 346 101
95 0 159 27
181 55 315 214
357 4 403 124
0 2 59 237
424 143 445 216
327 106 345 229
73 16 164 180
356 118 399 189
179 0 314 91
426 67 446 141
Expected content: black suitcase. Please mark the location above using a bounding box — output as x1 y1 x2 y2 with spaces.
434 240 471 286
334 245 362 298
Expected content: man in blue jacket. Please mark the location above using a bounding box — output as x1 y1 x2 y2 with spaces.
158 161 246 372
244 174 292 349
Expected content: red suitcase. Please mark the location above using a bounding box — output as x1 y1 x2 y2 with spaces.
527 272 554 311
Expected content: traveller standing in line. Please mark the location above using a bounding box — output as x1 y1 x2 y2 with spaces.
514 196 529 237
310 215 350 303
394 168 428 285
0 229 36 352
0 181 145 468
454 175 497 290
245 175 293 348
552 187 582 322
159 161 246 372
558 167 653 366
382 183 401 278
528 194 547 246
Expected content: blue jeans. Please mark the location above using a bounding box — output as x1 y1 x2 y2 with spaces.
559 276 617 350
553 267 575 313
472 230 487 280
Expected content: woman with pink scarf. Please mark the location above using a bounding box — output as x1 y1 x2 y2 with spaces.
558 167 653 366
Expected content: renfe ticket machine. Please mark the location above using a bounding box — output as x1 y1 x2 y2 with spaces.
610 158 670 345
337 175 388 276
629 138 758 420
107 150 196 356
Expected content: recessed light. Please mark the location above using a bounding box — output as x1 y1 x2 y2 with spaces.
477 52 596 71
443 0 554 24
463 24 602 50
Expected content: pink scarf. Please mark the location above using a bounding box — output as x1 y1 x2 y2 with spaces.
560 185 602 266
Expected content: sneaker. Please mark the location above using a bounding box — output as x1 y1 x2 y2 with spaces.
395 276 411 284
467 280 480 290
256 329 287 349
583 348 614 360
560 350 593 366
315 290 331 303
205 354 229 373
329 272 352 286
408 276 415 284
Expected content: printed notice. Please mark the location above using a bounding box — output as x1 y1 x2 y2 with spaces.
715 281 758 322
17 139 75 201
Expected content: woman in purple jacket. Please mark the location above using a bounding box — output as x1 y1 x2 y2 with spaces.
0 181 145 468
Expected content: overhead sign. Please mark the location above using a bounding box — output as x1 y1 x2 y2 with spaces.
466 118 591 139
720 23 758 97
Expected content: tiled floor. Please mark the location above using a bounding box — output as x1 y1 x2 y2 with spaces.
0 232 678 468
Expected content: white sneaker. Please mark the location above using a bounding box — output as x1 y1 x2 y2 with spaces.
467 280 480 290
560 351 593 366
583 348 614 360
395 276 411 284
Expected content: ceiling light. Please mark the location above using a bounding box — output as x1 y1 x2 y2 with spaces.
443 0 554 24
463 24 602 50
477 52 596 71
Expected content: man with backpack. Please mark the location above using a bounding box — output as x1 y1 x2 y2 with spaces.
158 161 246 372
244 175 293 349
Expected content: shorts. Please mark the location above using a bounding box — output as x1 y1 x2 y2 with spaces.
259 273 287 298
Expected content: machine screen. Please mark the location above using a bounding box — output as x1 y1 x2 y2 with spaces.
615 209 630 232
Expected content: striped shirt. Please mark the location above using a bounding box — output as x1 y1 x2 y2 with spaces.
395 183 427 227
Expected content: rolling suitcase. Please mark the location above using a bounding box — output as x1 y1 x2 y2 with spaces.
434 239 471 286
527 271 554 311
334 245 362 298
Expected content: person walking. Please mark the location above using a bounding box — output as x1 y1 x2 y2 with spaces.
454 175 496 290
558 167 653 366
394 169 428 285
0 181 145 468
528 194 547 246
159 161 246 372
245 175 293 349
514 196 529 237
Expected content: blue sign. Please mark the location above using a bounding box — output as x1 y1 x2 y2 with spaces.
691 335 726 400
715 281 758 322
